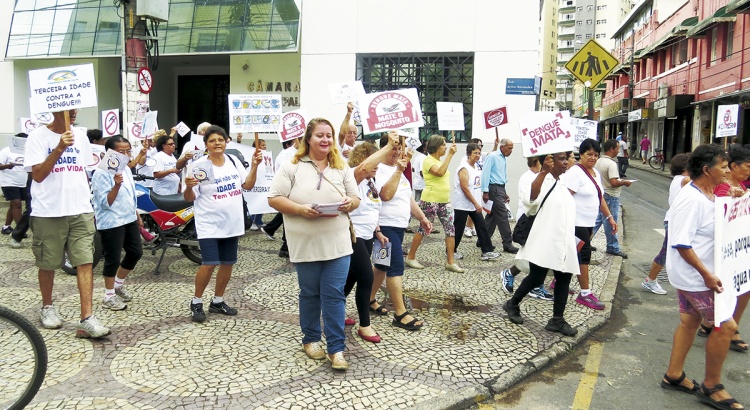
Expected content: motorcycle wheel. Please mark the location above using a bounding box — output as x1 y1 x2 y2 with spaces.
62 231 103 275
180 220 202 264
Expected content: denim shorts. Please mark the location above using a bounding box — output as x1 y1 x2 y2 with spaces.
199 236 239 265
374 226 405 277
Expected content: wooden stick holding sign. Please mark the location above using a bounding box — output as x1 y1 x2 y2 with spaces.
254 132 259 152
64 110 70 131
400 136 405 159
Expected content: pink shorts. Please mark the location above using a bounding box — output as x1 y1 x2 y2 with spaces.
676 289 715 326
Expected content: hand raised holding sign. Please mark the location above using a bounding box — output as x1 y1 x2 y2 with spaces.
448 142 458 156
113 173 124 187
541 154 555 174
57 131 75 151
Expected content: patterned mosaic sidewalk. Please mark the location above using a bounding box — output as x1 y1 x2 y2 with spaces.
0 210 620 410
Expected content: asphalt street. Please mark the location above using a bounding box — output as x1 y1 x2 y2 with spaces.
471 164 750 409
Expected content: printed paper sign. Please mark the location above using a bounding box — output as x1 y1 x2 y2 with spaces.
483 106 509 129
358 88 424 135
228 94 282 134
371 240 392 266
437 102 465 131
570 118 598 148
716 104 739 138
312 202 344 216
141 111 158 137
28 63 98 115
11 137 27 155
33 112 53 124
90 144 106 169
191 150 204 162
187 161 215 186
714 193 750 325
328 81 366 105
278 109 308 143
175 121 191 137
19 117 42 134
128 121 144 139
519 111 574 157
244 150 277 215
101 109 120 137
98 149 130 175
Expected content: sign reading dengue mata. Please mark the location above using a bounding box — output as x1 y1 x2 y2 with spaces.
28 63 97 115
358 88 424 135
278 109 308 143
519 111 574 157
436 102 465 131
716 104 739 138
714 193 750 325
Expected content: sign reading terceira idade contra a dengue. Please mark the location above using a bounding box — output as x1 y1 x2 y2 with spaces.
28 64 97 115
358 88 424 135
519 111 574 157
714 193 750 325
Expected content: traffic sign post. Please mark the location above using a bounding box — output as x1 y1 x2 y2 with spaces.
564 40 619 89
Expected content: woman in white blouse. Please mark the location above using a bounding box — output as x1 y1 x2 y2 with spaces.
504 151 579 336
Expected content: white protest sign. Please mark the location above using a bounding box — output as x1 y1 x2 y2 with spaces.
28 63 97 115
141 111 158 137
128 122 145 139
33 112 53 124
11 137 27 155
570 118 598 149
328 81 366 105
228 94 282 134
483 106 509 129
90 143 106 170
175 121 191 137
19 118 42 134
519 111 574 157
436 102 465 131
98 149 130 175
244 150 276 215
101 109 120 137
716 104 739 138
714 193 750 325
278 109 308 143
358 88 424 135
395 128 421 151
187 161 215 186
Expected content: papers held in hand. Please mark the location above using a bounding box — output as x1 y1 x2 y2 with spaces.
187 162 215 186
311 202 345 216
617 178 637 182
99 149 130 174
371 240 392 266
482 200 493 214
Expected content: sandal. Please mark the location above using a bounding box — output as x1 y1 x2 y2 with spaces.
392 311 423 331
695 383 745 410
730 331 749 353
660 371 698 394
369 300 389 316
698 323 713 337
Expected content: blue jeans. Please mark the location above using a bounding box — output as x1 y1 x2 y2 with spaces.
294 256 350 354
593 194 621 253
250 214 263 225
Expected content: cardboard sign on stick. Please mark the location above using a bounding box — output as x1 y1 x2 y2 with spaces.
278 109 308 143
141 111 158 137
98 149 130 175
714 193 750 325
228 94 282 134
358 88 424 135
437 102 465 131
519 111 574 157
28 63 98 115
570 118 598 149
483 106 509 129
328 81 366 105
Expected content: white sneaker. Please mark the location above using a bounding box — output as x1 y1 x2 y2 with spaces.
480 251 500 261
453 251 464 260
75 315 111 338
40 305 63 329
642 279 667 295
102 295 127 310
463 227 473 237
9 239 22 249
471 228 477 236
250 223 260 231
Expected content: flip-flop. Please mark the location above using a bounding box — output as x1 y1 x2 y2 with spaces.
660 371 698 394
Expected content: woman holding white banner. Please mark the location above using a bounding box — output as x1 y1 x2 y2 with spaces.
661 144 744 410
184 126 261 324
406 134 464 272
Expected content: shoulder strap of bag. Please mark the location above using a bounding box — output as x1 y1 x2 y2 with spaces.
576 163 602 200
537 180 557 213
311 163 355 224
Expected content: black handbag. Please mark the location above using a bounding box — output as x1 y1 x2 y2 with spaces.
512 180 557 246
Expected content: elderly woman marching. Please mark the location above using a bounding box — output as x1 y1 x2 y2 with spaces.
269 118 361 371
504 151 579 336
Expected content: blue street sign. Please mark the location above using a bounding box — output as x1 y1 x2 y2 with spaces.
506 78 539 95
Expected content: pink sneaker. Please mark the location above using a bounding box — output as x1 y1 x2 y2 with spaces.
140 227 156 243
576 293 605 310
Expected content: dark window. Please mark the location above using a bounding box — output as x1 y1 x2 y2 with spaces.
356 54 474 142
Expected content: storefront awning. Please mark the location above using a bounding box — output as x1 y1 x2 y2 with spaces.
692 88 750 104
640 17 697 57
671 16 699 34
686 6 736 38
726 0 750 14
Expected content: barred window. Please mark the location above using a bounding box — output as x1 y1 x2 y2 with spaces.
356 54 474 142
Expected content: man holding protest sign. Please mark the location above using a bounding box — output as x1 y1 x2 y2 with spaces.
481 139 518 254
25 109 110 338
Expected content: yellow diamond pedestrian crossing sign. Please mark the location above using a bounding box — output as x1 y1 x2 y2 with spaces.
565 39 619 89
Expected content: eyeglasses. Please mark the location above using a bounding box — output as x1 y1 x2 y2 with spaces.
367 178 379 199
165 143 175 146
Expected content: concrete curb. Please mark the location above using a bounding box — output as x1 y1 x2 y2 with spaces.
415 253 624 410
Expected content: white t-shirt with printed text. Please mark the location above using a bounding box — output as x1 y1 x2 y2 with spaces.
350 178 382 240
190 155 248 239
153 151 180 195
452 162 481 211
0 147 28 188
24 126 94 217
